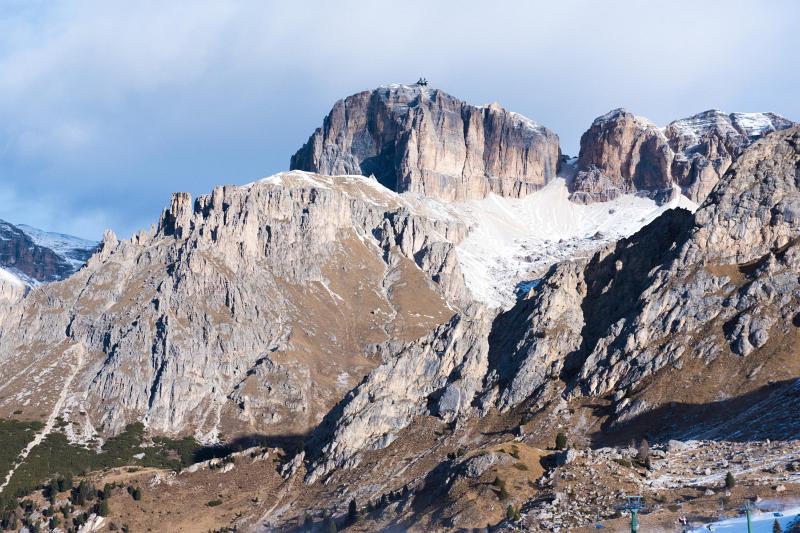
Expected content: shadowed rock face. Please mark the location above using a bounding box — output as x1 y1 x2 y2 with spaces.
571 108 795 204
0 220 74 282
290 84 561 201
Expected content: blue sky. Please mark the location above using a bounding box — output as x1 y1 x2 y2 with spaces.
0 0 798 239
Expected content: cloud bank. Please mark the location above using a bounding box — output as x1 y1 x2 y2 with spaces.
0 0 797 238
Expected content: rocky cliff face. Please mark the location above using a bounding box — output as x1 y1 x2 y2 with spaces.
0 172 464 440
0 220 95 284
571 109 673 203
290 84 561 202
303 126 800 482
571 109 795 204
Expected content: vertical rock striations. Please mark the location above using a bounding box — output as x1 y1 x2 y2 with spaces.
290 84 561 201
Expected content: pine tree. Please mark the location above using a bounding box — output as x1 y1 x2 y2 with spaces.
47 480 58 499
97 499 110 517
555 432 567 450
73 480 96 506
303 512 313 532
347 499 358 524
725 471 736 489
506 504 515 521
773 519 782 533
127 486 142 501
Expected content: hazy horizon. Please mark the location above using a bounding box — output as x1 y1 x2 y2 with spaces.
1 0 798 239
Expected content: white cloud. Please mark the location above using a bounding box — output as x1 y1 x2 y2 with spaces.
0 183 112 239
0 0 797 238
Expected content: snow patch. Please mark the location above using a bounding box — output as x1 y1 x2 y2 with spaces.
448 179 697 309
690 505 800 532
731 112 779 138
0 266 25 289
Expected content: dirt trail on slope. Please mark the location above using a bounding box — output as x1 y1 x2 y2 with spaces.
0 343 85 493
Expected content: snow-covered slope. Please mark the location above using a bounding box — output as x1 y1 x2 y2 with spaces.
439 179 697 308
0 265 26 303
0 266 25 289
666 110 794 151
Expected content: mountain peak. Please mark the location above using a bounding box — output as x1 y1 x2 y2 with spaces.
290 85 560 201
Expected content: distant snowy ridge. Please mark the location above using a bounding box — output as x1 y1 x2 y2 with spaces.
0 219 98 286
666 109 794 150
17 224 98 271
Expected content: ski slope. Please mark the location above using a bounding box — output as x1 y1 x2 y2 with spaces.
690 506 800 532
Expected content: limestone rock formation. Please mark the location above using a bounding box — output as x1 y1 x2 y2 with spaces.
304 126 800 481
290 84 561 201
571 109 795 204
306 306 493 483
571 109 673 203
667 110 795 202
0 172 463 441
511 125 800 402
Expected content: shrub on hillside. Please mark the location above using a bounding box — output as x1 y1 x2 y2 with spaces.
555 432 567 450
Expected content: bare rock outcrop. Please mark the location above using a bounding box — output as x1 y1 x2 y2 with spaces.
0 172 466 440
290 84 561 202
304 127 800 481
571 109 795 204
305 307 494 483
500 127 800 403
571 109 673 203
668 110 795 202
556 127 800 398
